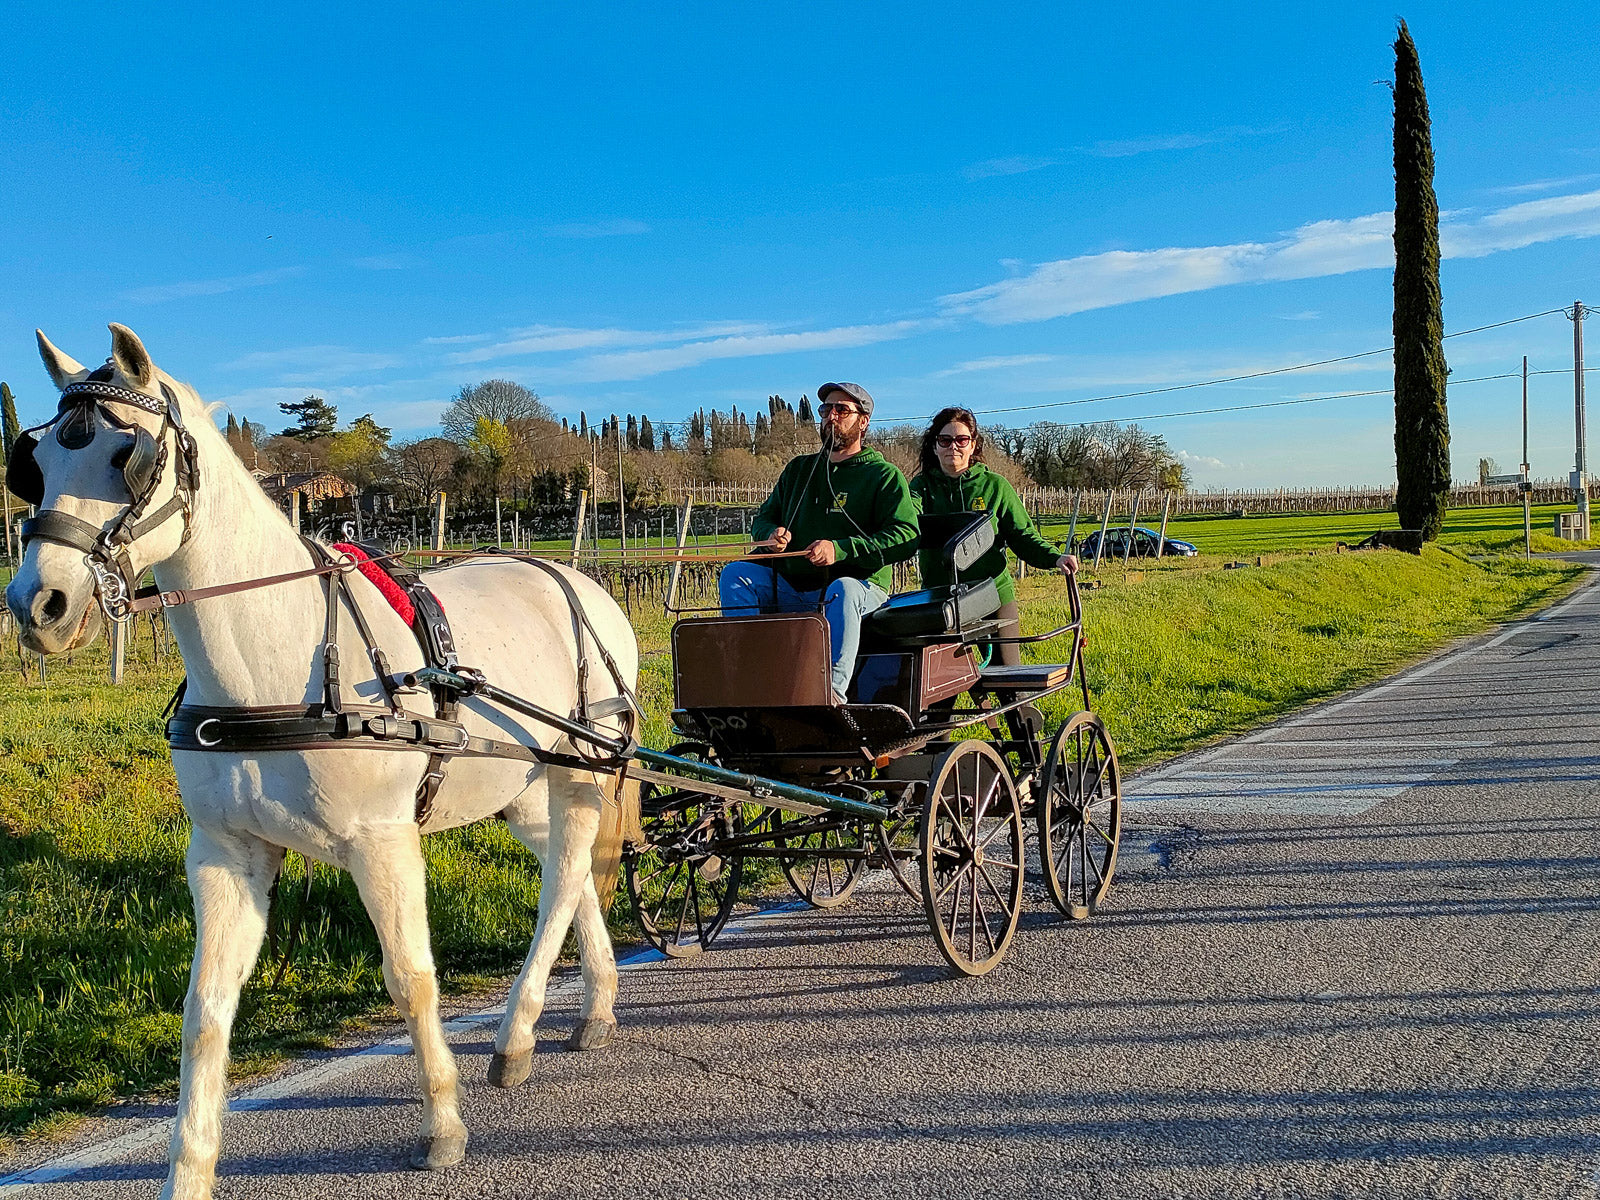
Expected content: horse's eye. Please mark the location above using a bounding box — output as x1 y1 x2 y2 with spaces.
110 444 133 471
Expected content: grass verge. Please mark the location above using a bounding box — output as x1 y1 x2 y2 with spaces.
0 545 1583 1141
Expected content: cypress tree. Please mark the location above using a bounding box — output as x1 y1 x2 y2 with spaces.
639 414 655 451
1392 19 1450 541
797 394 814 423
1 382 19 462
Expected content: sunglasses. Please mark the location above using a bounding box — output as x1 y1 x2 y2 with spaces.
818 402 861 416
935 434 974 448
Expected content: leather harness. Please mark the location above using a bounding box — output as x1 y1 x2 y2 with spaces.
16 371 638 829
163 543 640 827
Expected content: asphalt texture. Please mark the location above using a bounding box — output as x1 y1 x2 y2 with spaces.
6 579 1600 1199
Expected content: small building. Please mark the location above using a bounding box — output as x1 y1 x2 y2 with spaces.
253 471 356 506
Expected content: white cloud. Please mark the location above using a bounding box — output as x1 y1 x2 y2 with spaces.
544 218 651 238
1087 125 1277 159
1443 187 1600 257
220 344 406 382
1278 310 1322 321
1177 449 1227 470
1484 174 1600 196
942 188 1600 326
933 354 1056 377
122 266 305 304
562 320 934 382
421 332 492 345
963 155 1061 180
448 321 769 365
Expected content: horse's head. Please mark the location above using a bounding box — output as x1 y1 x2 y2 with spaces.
5 325 200 654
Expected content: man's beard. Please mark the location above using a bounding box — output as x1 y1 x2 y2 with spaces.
822 422 857 451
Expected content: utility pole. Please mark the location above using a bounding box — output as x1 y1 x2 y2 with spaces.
1574 301 1589 537
1522 355 1531 559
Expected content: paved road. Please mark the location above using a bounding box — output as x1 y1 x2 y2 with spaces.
6 581 1600 1199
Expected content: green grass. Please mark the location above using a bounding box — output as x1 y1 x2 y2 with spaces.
1037 501 1597 558
0 531 1584 1142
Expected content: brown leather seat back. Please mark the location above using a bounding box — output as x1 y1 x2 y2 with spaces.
673 613 834 708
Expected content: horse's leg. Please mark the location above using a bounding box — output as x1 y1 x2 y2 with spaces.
163 826 281 1200
490 781 604 1086
567 875 620 1051
345 824 467 1170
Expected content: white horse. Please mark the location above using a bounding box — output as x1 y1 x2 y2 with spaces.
4 325 638 1200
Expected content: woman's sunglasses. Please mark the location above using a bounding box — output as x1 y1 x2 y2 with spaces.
935 434 974 448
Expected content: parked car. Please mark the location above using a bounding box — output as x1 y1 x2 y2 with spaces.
1077 526 1198 560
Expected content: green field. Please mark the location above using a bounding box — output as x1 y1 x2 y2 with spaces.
0 512 1587 1142
1037 501 1600 558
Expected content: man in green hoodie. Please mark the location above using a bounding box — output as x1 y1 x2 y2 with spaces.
719 382 918 702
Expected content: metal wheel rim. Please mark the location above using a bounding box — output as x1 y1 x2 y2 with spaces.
918 740 1025 976
624 744 742 956
773 811 870 909
1038 711 1122 919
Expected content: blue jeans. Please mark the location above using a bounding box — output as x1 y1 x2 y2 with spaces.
717 562 888 698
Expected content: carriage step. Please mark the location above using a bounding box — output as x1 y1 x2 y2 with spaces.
977 664 1071 689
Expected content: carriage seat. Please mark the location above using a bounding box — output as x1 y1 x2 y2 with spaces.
862 576 1003 643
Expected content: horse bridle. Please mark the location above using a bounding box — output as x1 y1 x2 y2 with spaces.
5 365 200 621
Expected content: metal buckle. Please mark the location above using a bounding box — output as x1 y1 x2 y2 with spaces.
86 556 131 621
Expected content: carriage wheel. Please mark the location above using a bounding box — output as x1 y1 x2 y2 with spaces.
918 740 1025 976
623 744 742 957
772 811 870 908
1038 711 1122 919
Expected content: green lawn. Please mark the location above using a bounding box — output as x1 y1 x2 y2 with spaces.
0 536 1584 1142
1037 501 1599 558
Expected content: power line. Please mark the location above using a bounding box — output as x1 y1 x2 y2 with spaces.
931 307 1570 422
1020 366 1598 431
582 305 1575 438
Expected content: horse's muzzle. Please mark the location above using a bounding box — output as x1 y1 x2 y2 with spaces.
6 569 104 655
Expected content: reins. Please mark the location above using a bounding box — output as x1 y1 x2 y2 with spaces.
117 545 813 617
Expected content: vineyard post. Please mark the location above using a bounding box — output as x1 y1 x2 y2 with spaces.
1092 491 1114 572
432 492 446 552
1065 489 1082 552
495 497 503 549
290 490 301 534
569 489 588 569
665 498 694 612
1156 491 1172 559
1121 493 1142 566
109 615 125 684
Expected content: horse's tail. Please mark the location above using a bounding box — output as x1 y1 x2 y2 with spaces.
592 770 639 915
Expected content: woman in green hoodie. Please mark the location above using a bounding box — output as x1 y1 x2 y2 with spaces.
909 406 1076 668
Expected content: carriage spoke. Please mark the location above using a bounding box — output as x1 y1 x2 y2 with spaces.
689 872 708 947
945 872 967 942
967 868 978 962
673 871 693 945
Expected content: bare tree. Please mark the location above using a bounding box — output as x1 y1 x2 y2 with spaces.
389 437 459 505
441 380 552 443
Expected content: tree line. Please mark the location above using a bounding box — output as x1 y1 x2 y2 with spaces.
222 381 1192 512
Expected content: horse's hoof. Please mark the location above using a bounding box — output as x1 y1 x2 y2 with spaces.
487 1050 533 1089
409 1131 467 1170
566 1018 616 1052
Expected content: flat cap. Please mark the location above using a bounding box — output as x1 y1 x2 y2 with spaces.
817 381 873 416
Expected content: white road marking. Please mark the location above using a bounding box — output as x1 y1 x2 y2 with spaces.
1125 577 1600 817
0 905 812 1194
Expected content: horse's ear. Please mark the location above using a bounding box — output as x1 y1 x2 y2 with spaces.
109 324 155 387
36 330 87 391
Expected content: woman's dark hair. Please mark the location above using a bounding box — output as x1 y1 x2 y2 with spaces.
917 407 985 477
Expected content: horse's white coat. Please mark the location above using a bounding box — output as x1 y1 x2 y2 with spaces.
4 327 637 1200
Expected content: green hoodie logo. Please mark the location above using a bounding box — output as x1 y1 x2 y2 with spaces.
832 490 848 510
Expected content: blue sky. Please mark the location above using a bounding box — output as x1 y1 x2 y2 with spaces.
2 2 1596 487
